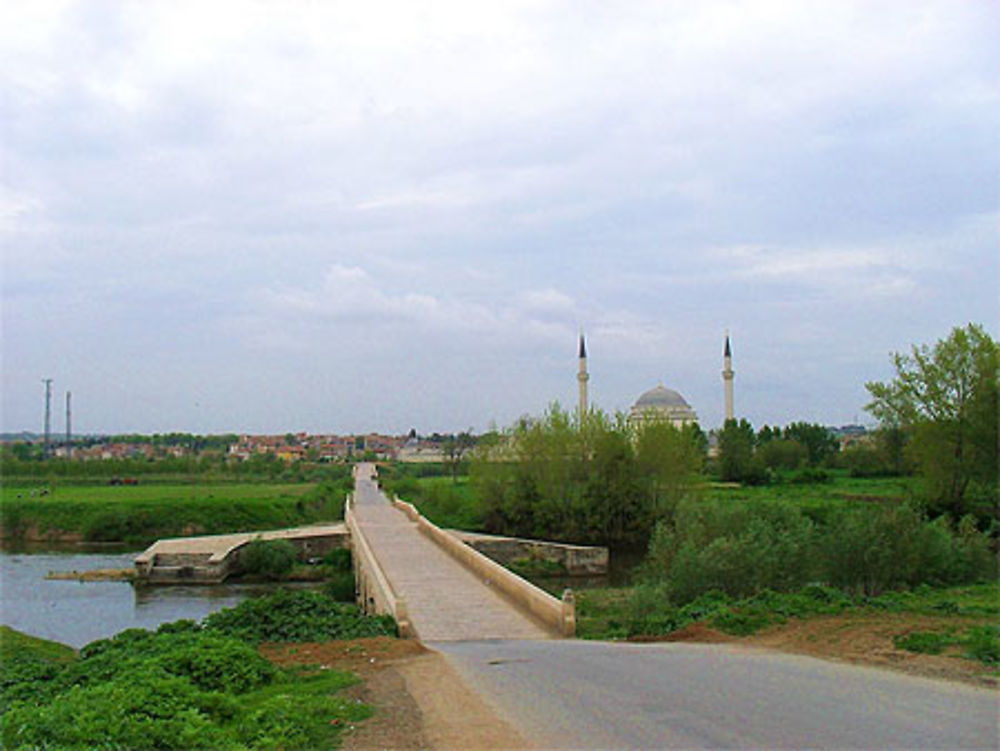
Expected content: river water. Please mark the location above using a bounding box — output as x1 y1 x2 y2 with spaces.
0 549 287 648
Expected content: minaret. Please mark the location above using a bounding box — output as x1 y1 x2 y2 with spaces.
577 332 589 418
722 332 735 423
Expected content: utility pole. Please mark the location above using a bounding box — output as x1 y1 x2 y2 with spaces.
66 391 72 458
42 378 53 459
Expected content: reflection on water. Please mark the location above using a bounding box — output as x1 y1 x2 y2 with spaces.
0 551 300 648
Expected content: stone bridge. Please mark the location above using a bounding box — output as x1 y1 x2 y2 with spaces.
134 463 600 640
347 463 575 640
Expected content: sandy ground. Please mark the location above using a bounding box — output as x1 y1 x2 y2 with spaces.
260 637 532 750
259 614 997 750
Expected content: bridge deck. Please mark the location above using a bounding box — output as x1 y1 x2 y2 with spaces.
352 474 551 641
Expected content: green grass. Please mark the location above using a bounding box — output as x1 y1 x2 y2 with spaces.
699 470 923 520
396 476 486 531
0 625 77 664
0 482 344 544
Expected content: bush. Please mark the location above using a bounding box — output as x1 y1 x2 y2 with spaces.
625 582 678 636
964 626 1000 664
239 538 297 580
0 588 392 751
322 547 352 571
324 571 357 602
894 631 952 655
821 506 995 595
645 500 817 604
203 589 396 643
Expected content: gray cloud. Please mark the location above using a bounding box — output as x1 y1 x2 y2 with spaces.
2 0 997 434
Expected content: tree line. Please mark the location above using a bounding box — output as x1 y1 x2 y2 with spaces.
468 323 997 553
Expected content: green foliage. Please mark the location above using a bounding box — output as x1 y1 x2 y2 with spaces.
821 507 994 595
203 589 396 643
644 499 818 604
508 557 568 578
716 418 762 483
893 625 999 665
642 495 995 603
0 589 393 750
322 547 353 571
964 626 1000 664
616 584 857 639
471 405 705 550
894 630 952 655
758 438 808 471
239 538 297 580
866 323 999 520
578 583 999 645
324 571 357 602
782 422 839 466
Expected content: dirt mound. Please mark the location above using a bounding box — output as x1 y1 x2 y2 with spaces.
628 622 733 643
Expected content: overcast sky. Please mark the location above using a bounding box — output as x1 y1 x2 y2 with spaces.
2 0 997 436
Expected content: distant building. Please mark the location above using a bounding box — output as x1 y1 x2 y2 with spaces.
628 384 699 428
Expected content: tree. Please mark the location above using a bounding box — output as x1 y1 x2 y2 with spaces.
635 421 704 516
716 419 764 484
866 323 999 519
782 422 839 466
442 430 476 483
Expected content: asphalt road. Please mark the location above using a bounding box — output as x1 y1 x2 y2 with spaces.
434 639 999 750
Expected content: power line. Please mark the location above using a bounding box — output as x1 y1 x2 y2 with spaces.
66 391 72 458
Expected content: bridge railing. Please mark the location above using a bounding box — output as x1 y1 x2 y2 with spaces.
393 497 575 637
345 493 412 638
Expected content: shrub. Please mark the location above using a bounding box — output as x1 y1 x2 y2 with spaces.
646 499 817 604
625 582 678 636
239 538 297 580
203 589 396 643
821 505 995 595
322 547 353 571
325 571 357 602
964 626 1000 664
894 631 952 655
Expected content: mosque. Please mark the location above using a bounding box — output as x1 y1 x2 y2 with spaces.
576 332 735 428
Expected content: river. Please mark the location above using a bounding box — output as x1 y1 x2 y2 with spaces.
0 548 291 648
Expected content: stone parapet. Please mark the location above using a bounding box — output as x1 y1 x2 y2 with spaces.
393 497 575 637
345 495 412 637
447 530 608 576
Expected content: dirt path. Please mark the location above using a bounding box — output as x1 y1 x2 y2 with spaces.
261 637 532 750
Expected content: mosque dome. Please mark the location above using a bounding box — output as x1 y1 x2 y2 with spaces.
629 382 698 427
634 384 691 409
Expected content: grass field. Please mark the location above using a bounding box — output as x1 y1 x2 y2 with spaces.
700 470 922 510
394 468 922 533
0 482 343 545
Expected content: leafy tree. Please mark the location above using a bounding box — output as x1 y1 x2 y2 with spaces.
755 425 782 445
758 438 807 471
782 422 839 466
866 323 999 519
716 419 762 483
635 421 704 516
